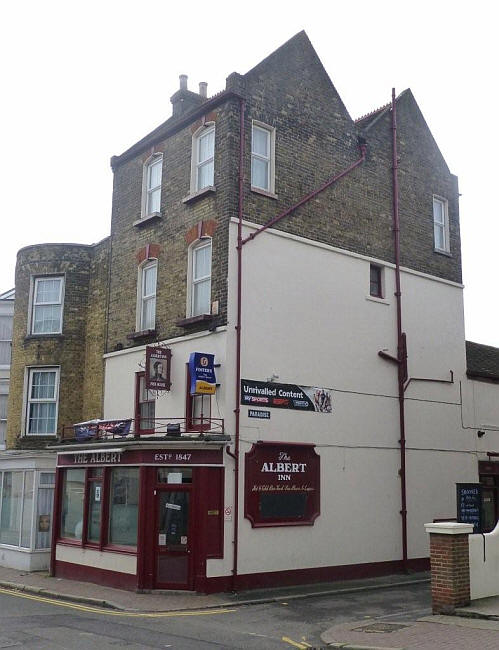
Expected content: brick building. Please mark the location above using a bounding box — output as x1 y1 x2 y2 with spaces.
2 32 498 590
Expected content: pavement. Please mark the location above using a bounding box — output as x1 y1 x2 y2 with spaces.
0 565 430 612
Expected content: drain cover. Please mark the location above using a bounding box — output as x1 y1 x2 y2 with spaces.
353 622 409 634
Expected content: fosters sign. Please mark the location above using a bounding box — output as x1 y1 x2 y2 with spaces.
189 352 216 395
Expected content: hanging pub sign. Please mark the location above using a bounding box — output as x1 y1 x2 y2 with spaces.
146 346 172 391
244 442 320 527
189 352 216 395
241 379 332 413
456 483 482 533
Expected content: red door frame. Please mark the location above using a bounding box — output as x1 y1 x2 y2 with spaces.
153 483 194 589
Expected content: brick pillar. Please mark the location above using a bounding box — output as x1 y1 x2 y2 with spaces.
424 522 474 613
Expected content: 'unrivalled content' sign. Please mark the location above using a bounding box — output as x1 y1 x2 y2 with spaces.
189 352 216 395
241 379 332 413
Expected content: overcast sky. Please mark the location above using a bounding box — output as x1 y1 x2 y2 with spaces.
1 1 497 345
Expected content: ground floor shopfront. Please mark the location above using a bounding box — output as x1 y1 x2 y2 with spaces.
52 442 226 592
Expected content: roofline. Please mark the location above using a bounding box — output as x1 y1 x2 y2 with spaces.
111 89 243 170
0 288 15 300
17 236 110 257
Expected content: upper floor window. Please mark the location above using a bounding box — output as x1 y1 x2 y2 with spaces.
0 315 12 366
26 367 59 436
135 372 155 434
369 264 383 298
138 260 157 331
190 240 212 317
31 277 64 335
142 154 163 218
433 196 450 253
251 122 275 193
192 125 215 192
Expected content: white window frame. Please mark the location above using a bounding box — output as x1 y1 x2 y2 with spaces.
30 276 64 335
0 390 7 449
0 315 12 368
433 196 450 253
251 121 276 194
0 469 55 551
24 367 60 437
191 123 215 193
136 260 157 331
187 239 212 317
142 153 163 219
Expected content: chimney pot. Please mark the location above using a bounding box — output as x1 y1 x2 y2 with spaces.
199 82 208 98
179 74 188 90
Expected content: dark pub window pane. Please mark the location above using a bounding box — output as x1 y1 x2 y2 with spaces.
370 264 382 298
259 492 308 519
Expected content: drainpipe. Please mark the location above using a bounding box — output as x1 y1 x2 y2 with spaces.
231 98 245 592
391 87 408 571
232 126 366 590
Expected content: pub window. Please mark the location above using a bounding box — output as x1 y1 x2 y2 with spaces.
108 467 139 547
134 372 156 434
58 467 139 548
60 468 85 540
185 366 212 431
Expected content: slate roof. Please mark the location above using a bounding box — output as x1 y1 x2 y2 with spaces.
466 340 499 381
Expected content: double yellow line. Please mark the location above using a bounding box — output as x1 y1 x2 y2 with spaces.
281 636 313 649
0 586 235 618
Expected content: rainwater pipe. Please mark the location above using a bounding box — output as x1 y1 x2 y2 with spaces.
230 104 367 590
390 87 409 572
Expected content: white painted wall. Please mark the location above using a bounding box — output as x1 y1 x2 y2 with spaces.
227 219 478 575
56 545 137 574
99 218 497 583
470 523 499 600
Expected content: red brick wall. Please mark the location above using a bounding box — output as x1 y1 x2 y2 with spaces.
429 533 470 613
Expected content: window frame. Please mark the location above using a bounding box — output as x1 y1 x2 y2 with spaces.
251 121 276 195
369 264 383 299
30 275 64 336
57 466 139 553
136 259 157 332
134 371 156 434
185 365 212 432
187 238 212 318
0 469 55 551
0 314 12 367
24 366 60 437
191 123 215 193
142 153 163 219
433 195 450 253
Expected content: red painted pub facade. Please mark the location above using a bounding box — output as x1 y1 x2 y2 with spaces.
50 438 320 592
52 442 226 591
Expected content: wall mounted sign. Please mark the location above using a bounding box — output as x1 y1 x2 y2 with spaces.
244 442 320 527
189 352 216 395
241 379 332 413
456 483 482 533
248 409 271 419
58 447 223 467
146 346 172 391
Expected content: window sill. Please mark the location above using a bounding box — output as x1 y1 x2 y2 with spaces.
182 186 216 204
24 434 58 438
434 247 452 257
176 314 214 328
133 212 162 227
24 333 64 342
127 329 156 341
251 186 278 200
365 295 390 305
